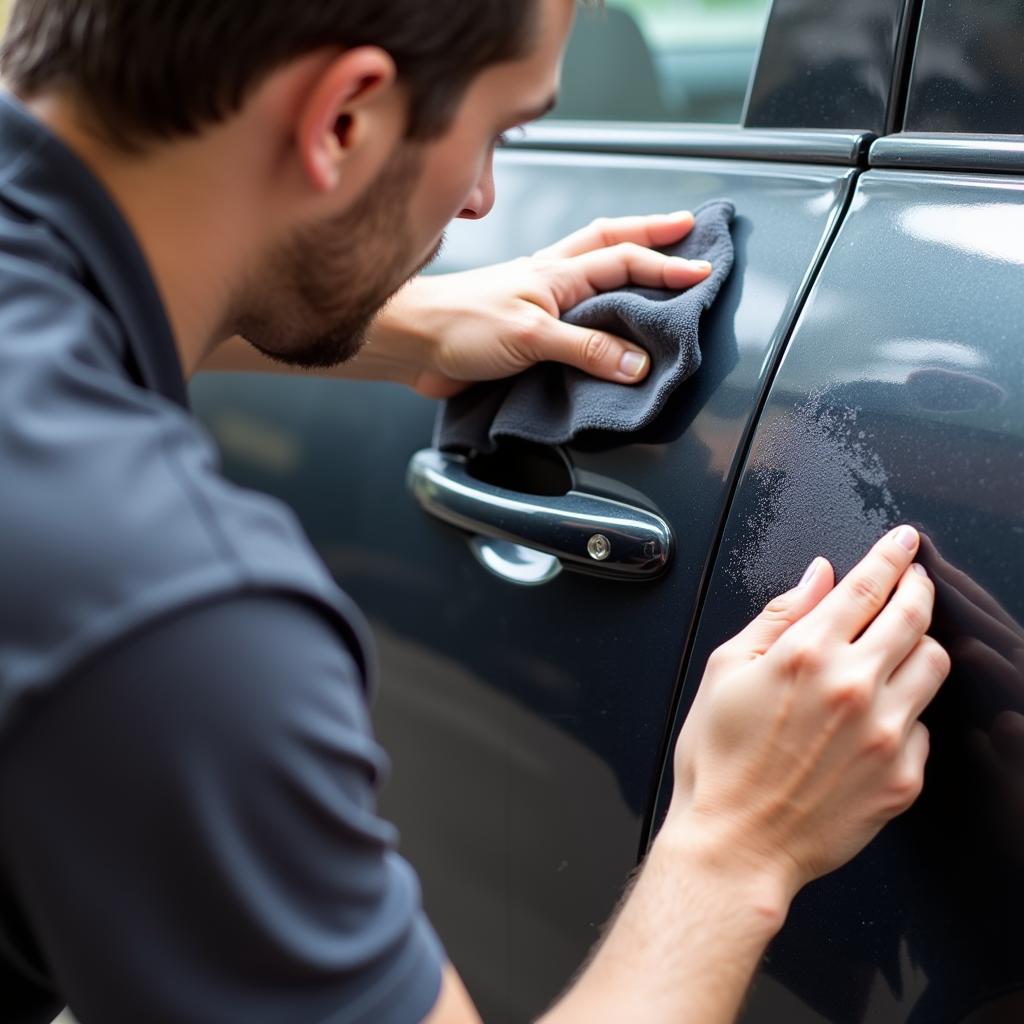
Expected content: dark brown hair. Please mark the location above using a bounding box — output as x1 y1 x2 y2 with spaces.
0 0 540 149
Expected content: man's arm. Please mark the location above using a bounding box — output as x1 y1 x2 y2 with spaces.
542 833 784 1024
424 826 779 1024
0 595 447 1024
430 527 948 1023
199 211 711 394
425 966 482 1024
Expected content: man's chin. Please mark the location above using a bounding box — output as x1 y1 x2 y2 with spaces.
418 233 446 275
241 320 371 371
235 234 445 372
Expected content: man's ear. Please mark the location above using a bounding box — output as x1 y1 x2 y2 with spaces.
297 47 402 193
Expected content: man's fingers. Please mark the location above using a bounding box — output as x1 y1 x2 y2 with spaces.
811 525 921 641
855 563 935 675
535 210 696 260
883 635 950 723
519 319 652 383
548 243 712 310
888 721 931 814
731 556 835 658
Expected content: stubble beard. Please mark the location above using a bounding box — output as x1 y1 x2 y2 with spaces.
233 143 441 371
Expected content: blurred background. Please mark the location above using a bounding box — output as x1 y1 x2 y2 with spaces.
555 0 772 123
0 0 773 125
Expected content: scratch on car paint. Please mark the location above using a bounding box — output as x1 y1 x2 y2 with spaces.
727 386 902 612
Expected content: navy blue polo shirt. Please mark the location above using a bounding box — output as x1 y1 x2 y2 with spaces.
0 93 444 1024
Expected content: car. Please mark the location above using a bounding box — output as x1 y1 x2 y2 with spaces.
192 0 1024 1020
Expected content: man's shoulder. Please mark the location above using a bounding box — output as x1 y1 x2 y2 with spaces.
0 194 89 281
0 278 370 733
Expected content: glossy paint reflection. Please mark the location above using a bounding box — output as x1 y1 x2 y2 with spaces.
920 537 1024 854
892 536 1024 1022
898 200 1024 265
659 170 1024 1021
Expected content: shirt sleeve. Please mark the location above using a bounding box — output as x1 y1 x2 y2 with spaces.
0 594 445 1024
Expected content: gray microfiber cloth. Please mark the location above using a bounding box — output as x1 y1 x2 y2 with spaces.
437 198 735 453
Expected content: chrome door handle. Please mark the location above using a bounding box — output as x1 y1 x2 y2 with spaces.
407 450 672 580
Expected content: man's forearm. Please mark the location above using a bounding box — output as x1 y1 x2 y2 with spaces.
540 826 788 1024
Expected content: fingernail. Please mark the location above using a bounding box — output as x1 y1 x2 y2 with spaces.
670 209 693 219
799 557 821 588
619 350 648 378
894 525 919 551
690 260 712 271
912 563 929 578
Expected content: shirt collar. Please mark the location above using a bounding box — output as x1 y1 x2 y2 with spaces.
0 92 189 409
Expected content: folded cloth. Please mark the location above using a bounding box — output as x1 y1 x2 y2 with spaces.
437 198 736 453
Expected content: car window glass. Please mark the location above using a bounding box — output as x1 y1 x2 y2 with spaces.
743 0 906 133
905 0 1024 134
550 0 772 124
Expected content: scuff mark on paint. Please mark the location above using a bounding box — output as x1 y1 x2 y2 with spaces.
728 387 902 613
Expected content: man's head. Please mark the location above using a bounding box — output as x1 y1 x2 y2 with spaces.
0 0 580 368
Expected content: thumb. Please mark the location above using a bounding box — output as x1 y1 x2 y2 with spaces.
531 319 651 384
734 557 836 657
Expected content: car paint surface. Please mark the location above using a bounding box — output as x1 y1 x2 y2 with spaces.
656 169 1024 1022
192 148 856 1021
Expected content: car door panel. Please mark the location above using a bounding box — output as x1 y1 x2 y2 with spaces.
657 169 1024 1022
192 148 857 1021
182 0 1024 1018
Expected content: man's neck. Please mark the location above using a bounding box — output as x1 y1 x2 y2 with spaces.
25 92 258 378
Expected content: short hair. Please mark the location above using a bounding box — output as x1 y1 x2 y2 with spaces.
0 0 541 150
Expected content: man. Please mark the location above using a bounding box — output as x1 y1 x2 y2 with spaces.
0 1 949 1022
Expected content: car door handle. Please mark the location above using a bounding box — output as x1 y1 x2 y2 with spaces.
407 450 672 580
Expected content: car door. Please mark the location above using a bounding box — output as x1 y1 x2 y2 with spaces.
191 2 914 1020
657 1 1024 1020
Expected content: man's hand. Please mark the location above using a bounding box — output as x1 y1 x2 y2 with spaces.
364 210 712 398
541 527 950 1024
669 525 950 897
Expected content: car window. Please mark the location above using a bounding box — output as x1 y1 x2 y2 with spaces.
551 0 772 124
743 0 907 134
905 0 1024 134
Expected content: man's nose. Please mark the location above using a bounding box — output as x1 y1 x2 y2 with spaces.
457 160 496 220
